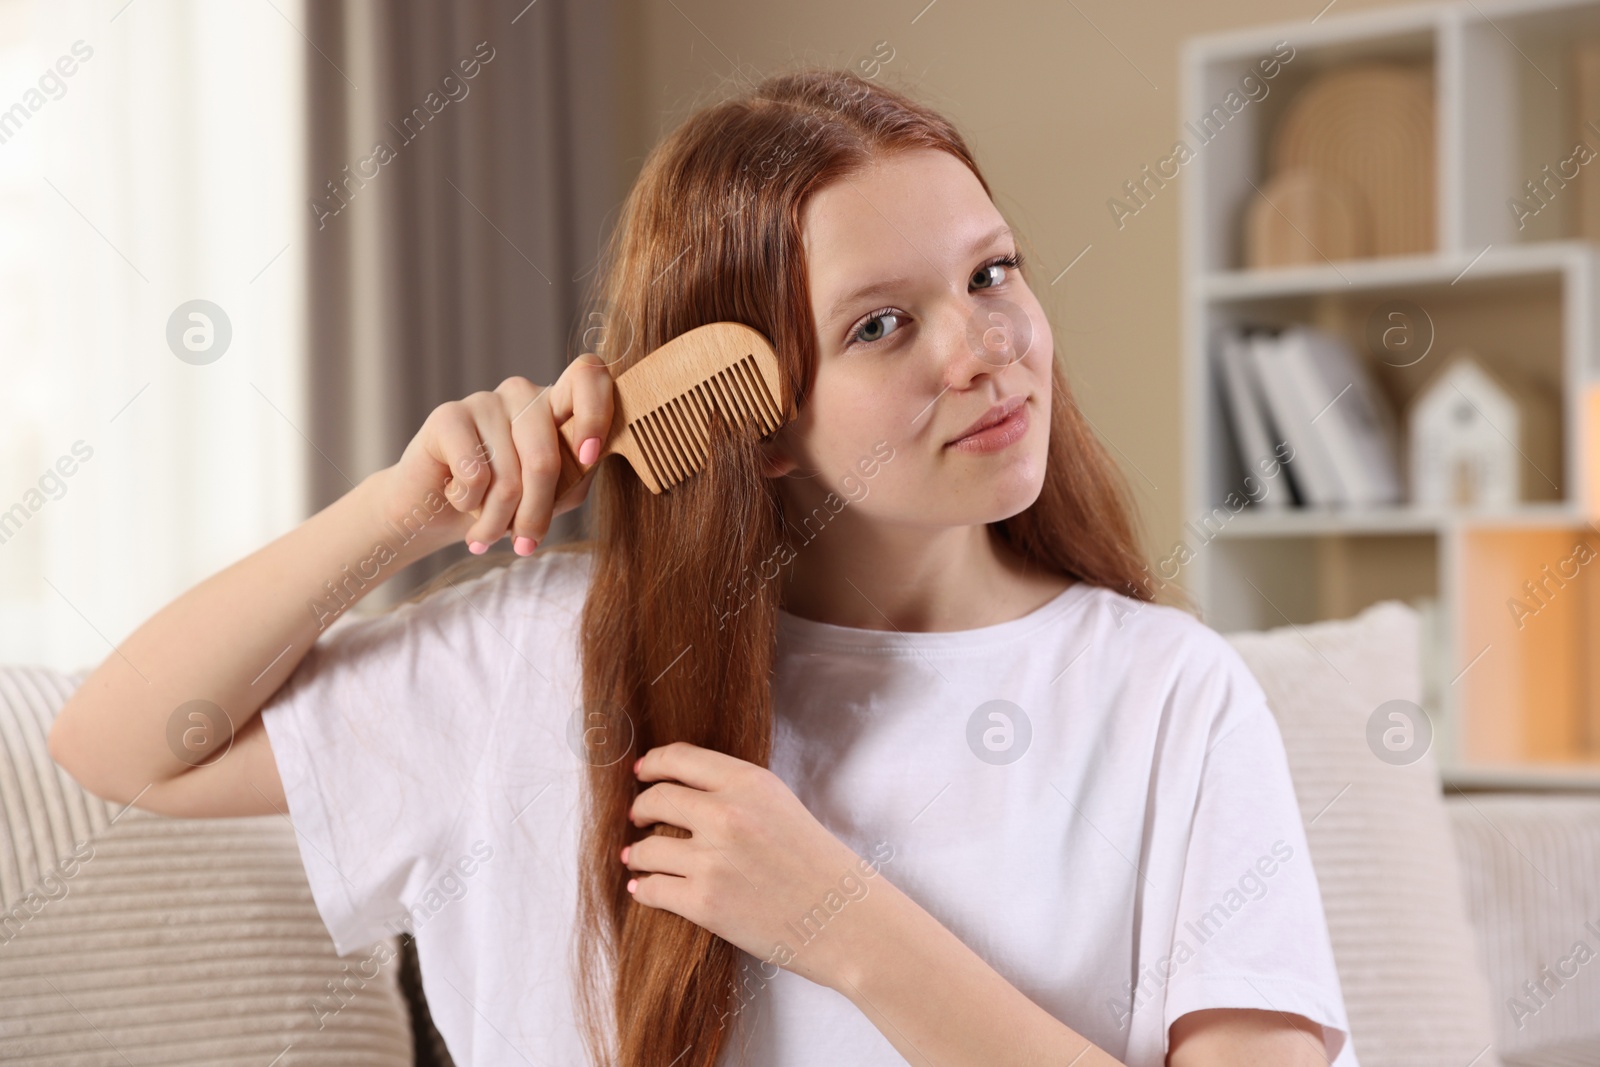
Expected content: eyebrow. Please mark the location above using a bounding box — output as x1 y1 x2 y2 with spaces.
823 223 1014 329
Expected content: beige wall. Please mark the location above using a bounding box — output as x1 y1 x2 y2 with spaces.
617 0 1407 569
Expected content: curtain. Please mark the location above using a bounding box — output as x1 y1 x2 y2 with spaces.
0 0 305 672
303 0 624 603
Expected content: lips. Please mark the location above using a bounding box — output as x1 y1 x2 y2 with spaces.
948 395 1027 446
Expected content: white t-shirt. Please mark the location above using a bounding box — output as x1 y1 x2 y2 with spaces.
260 547 1355 1067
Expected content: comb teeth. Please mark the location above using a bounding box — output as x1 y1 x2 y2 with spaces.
629 353 783 491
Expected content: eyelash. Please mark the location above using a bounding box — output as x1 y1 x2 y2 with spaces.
846 252 1026 348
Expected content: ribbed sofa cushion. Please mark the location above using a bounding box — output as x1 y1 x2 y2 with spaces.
0 664 413 1065
1448 794 1600 1061
1227 601 1503 1067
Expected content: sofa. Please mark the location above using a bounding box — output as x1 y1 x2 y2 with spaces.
0 601 1595 1065
1228 602 1600 1067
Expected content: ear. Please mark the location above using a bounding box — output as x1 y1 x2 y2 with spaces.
759 434 799 479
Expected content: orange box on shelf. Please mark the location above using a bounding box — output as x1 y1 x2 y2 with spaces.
1458 527 1600 765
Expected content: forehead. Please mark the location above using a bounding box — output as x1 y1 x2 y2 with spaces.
800 149 1000 296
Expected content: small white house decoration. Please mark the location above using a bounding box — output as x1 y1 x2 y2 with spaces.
1407 351 1557 507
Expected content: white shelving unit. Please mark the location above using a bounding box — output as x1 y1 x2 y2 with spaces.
1181 0 1600 789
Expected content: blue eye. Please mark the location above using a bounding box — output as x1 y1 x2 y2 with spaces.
851 309 902 345
972 253 1022 290
843 251 1025 348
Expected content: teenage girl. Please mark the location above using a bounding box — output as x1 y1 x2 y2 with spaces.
50 70 1352 1067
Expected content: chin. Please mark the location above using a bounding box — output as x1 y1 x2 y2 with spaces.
987 473 1047 523
996 425 1052 504
962 456 1048 525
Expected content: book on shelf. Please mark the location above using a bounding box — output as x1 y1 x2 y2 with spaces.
1216 324 1403 508
1214 329 1293 509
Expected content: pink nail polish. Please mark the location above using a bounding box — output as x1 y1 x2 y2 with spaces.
514 536 536 556
468 540 488 555
578 436 601 465
620 845 631 864
633 756 643 775
626 878 638 894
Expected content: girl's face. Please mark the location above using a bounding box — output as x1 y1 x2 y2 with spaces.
767 148 1054 530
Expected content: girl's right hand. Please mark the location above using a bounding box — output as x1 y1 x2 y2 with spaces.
372 353 615 557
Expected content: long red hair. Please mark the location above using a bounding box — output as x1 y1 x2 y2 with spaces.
409 67 1153 1067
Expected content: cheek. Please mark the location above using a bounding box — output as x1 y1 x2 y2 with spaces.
1023 313 1054 378
800 368 907 460
1020 330 1057 421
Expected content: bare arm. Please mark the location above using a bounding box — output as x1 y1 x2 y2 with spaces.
1168 1007 1329 1066
47 467 460 816
623 744 1331 1067
830 883 1328 1066
48 361 614 818
826 875 1128 1066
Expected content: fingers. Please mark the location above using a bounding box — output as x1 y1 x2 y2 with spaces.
427 404 495 515
513 388 566 548
635 740 746 792
621 833 693 879
544 352 615 466
499 359 614 553
628 780 713 832
460 391 521 552
496 377 558 553
624 869 684 909
420 358 614 557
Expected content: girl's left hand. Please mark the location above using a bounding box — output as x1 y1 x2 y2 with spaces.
625 741 887 990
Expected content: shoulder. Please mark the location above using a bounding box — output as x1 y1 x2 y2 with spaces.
1069 582 1248 674
1065 582 1270 743
502 543 595 610
266 548 594 737
323 543 594 647
458 543 594 638
436 541 591 602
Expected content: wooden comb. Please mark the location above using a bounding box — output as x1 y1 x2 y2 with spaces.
551 321 790 497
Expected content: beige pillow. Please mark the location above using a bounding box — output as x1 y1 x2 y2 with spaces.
0 664 414 1065
1227 601 1503 1067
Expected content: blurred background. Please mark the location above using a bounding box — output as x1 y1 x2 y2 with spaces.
5 3 1600 1064
0 0 1385 670
8 0 1600 777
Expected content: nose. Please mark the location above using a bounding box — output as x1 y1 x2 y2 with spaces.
937 297 1033 389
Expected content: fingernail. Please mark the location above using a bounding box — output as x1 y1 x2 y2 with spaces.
632 756 643 775
578 436 601 465
514 536 537 556
468 540 488 555
620 845 631 864
626 878 638 894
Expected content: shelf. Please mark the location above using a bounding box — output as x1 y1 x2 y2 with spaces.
1441 761 1600 792
1183 0 1600 778
1214 503 1592 538
1200 277 1579 514
1182 4 1442 67
1201 241 1596 301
